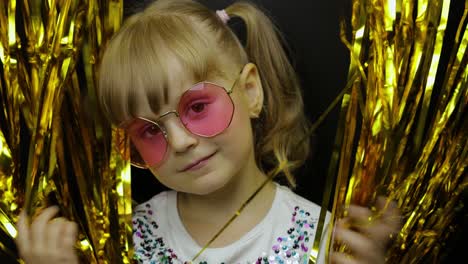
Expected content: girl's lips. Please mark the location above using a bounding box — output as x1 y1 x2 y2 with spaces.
181 152 216 172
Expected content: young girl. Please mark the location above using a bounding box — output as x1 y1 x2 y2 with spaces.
16 0 400 263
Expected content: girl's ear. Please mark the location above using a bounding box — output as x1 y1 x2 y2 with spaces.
239 63 264 118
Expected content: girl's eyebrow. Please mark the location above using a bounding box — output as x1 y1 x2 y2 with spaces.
163 79 199 106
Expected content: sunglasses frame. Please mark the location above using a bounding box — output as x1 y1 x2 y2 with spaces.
120 77 239 169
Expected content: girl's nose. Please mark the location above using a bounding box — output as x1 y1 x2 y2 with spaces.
163 117 198 153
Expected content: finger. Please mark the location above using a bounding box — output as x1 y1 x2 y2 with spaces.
334 225 382 261
346 205 378 239
347 205 373 229
330 252 360 264
63 221 78 249
62 221 79 262
47 217 68 252
16 210 31 255
365 197 402 243
30 206 60 252
334 217 351 231
348 202 400 244
334 225 369 251
376 197 401 232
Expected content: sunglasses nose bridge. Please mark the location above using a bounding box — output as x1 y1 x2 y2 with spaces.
157 110 181 130
156 110 181 139
158 110 179 120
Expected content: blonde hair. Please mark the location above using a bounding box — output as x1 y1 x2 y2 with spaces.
98 0 311 187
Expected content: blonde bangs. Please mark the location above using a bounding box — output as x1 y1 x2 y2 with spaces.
98 12 220 126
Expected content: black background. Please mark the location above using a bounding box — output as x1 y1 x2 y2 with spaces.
124 0 466 263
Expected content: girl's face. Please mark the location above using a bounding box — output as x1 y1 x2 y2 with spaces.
126 63 264 195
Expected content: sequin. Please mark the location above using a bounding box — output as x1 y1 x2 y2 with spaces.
133 203 181 263
255 205 318 264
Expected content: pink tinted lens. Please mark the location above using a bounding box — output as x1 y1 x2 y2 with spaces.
127 119 167 167
179 82 234 137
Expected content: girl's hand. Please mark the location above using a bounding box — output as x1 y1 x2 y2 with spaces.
331 197 401 264
16 206 79 264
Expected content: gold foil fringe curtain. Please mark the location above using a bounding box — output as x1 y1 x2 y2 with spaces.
0 0 132 263
323 0 467 262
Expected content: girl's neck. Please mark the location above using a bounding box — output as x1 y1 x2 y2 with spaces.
176 162 277 247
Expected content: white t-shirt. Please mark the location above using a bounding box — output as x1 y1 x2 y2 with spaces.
132 184 330 264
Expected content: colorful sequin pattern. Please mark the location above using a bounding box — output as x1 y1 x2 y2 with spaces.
256 206 317 264
132 203 317 264
133 203 181 263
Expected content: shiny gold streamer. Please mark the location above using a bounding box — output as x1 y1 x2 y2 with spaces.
0 0 132 263
325 0 467 262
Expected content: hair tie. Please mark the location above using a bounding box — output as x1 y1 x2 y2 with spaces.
216 9 230 24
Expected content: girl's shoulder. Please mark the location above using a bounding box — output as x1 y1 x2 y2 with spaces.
132 190 177 229
274 184 326 219
132 190 178 262
133 190 174 215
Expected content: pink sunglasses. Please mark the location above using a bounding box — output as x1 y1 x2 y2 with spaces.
119 77 239 169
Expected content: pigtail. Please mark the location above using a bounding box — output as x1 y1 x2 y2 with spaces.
226 2 311 188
